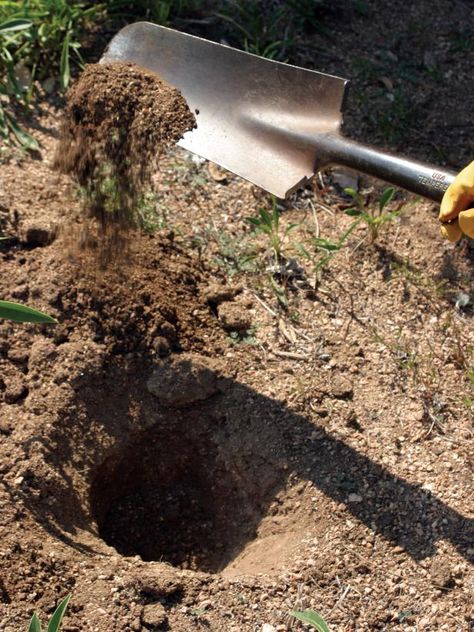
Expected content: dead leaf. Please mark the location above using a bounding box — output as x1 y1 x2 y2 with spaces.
208 162 228 182
379 76 394 92
278 318 297 344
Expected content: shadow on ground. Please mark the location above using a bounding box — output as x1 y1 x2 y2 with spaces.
16 359 473 572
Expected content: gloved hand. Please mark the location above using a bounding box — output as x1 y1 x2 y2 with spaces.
439 161 474 242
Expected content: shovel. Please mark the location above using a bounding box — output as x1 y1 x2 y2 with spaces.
102 22 456 201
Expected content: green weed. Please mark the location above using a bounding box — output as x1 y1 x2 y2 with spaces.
0 299 56 323
246 198 298 262
0 0 104 147
0 17 38 149
228 326 257 346
215 0 347 56
344 186 400 241
292 609 330 631
107 0 202 26
376 89 418 144
28 594 70 632
189 223 257 276
296 219 359 281
216 1 289 59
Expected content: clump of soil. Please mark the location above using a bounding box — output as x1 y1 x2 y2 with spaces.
54 62 195 243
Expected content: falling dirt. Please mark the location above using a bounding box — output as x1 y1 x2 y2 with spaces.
0 1 473 630
54 62 195 261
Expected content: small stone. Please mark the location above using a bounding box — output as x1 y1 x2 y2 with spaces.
141 603 167 628
218 302 252 332
347 493 363 503
208 162 228 182
19 219 57 247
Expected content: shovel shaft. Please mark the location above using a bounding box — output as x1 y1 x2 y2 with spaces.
317 134 456 202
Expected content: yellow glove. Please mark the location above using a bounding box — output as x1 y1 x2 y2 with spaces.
439 160 474 242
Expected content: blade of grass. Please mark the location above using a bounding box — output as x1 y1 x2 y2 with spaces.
46 595 71 632
27 613 42 632
0 300 56 323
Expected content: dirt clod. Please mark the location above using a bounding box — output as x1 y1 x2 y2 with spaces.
431 558 454 589
203 283 243 306
146 353 222 407
141 603 168 628
218 302 252 332
19 219 57 247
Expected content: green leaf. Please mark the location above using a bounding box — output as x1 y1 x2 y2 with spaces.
5 111 39 151
246 216 262 227
379 187 395 212
59 32 71 90
28 613 42 632
344 187 359 199
0 300 56 324
259 207 273 228
0 19 32 33
292 609 330 632
344 208 362 217
47 595 71 632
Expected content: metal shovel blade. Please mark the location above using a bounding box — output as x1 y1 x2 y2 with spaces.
101 22 348 198
102 22 455 201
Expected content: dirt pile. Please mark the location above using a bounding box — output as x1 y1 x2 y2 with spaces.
54 62 195 233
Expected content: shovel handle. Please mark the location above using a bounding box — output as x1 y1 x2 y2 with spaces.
317 134 456 202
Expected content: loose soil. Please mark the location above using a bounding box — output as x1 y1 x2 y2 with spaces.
0 2 473 631
54 62 195 261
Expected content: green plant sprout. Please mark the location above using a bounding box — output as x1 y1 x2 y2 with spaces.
0 17 38 149
216 1 288 60
344 186 400 241
0 0 104 148
28 594 70 632
292 609 330 632
246 198 298 261
0 299 56 323
297 219 359 280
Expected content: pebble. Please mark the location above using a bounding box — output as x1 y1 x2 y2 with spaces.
347 493 363 503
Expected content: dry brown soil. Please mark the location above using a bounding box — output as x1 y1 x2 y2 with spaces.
0 1 473 631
